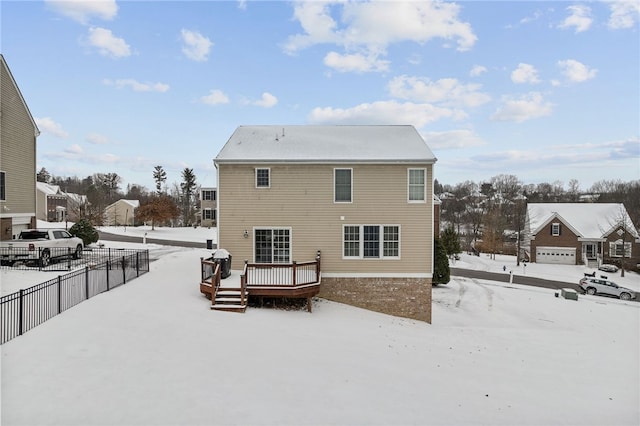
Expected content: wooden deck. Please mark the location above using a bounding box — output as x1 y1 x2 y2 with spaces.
200 251 321 313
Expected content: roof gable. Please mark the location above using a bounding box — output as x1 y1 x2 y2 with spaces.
1 54 39 137
36 181 61 195
527 203 638 239
215 125 436 163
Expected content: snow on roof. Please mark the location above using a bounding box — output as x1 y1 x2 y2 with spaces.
36 181 61 195
215 125 436 163
527 203 638 239
107 199 140 209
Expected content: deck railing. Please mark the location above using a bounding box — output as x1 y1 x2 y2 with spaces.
200 257 221 299
241 250 321 288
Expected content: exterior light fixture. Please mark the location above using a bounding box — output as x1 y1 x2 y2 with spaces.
243 230 249 239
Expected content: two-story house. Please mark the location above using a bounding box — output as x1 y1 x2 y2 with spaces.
0 55 39 240
199 187 217 227
214 125 437 322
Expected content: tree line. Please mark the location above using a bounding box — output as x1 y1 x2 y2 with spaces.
435 174 640 260
36 165 199 227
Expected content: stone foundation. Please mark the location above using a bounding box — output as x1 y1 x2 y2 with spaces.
318 276 432 323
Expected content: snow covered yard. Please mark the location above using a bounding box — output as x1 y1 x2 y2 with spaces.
1 225 639 425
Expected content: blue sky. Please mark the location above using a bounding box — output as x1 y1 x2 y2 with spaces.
2 0 639 192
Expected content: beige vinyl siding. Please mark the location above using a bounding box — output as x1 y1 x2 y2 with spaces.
218 162 433 276
1 59 37 216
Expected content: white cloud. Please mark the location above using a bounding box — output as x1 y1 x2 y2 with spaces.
35 117 69 138
181 29 213 62
308 100 463 128
65 144 84 155
252 92 278 108
284 1 476 71
387 75 491 108
558 5 593 33
607 0 640 29
237 0 247 11
86 27 131 58
45 0 117 24
323 51 390 73
102 78 169 92
422 130 486 150
557 59 597 82
490 92 553 123
511 63 540 84
469 65 487 77
86 133 110 145
200 89 230 105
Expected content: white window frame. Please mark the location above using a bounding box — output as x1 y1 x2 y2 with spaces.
609 240 631 258
255 168 270 188
334 168 352 203
253 227 292 264
407 168 426 203
342 224 400 259
551 223 561 236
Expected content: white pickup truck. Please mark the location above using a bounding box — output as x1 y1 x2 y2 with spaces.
0 229 84 267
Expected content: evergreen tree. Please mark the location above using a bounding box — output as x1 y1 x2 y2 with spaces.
36 167 51 183
180 168 197 225
433 238 450 285
440 226 461 259
153 165 167 195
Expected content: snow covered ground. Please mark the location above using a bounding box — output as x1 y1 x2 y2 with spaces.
1 225 639 425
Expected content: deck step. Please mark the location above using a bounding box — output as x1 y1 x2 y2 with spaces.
211 303 247 313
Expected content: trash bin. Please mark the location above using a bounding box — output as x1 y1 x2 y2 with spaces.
206 239 213 250
213 249 232 279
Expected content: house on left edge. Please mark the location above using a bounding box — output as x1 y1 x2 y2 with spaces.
0 54 39 240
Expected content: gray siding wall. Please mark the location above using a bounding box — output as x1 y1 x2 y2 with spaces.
217 162 434 276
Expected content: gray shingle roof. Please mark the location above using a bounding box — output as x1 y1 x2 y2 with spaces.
215 125 436 163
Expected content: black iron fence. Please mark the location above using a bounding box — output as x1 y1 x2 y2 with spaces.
1 249 149 344
0 247 146 271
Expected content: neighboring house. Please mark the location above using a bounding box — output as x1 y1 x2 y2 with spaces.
199 187 217 227
215 125 437 322
0 54 39 240
524 203 640 269
36 182 89 223
36 182 67 222
104 199 139 226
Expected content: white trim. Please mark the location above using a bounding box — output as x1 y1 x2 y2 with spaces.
322 272 433 279
407 168 427 203
341 224 401 260
252 226 292 263
333 168 353 203
255 167 270 189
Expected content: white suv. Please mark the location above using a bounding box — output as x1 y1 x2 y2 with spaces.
579 277 636 301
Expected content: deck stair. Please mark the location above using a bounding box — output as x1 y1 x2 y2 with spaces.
211 286 248 313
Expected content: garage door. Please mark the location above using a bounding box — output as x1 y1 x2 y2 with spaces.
536 247 576 265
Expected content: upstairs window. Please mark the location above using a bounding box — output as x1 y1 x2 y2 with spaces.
202 189 216 201
408 168 426 202
551 223 561 236
334 168 352 202
256 168 270 188
203 209 215 220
